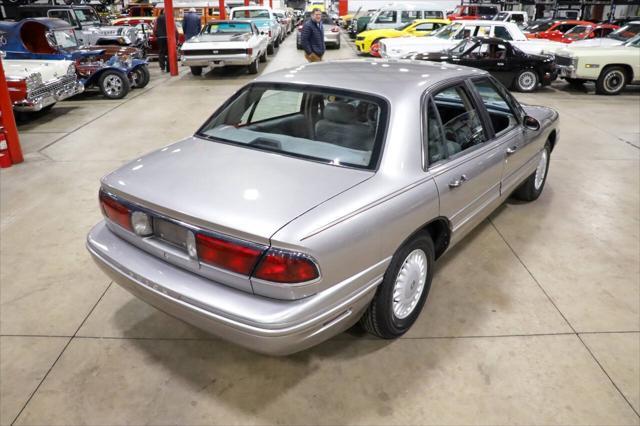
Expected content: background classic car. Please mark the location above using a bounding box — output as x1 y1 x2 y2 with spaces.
379 20 564 59
409 37 557 92
230 6 281 54
555 34 640 95
524 19 593 42
559 23 619 43
0 18 149 99
3 58 83 111
180 21 268 76
355 18 450 56
567 20 640 48
87 60 559 355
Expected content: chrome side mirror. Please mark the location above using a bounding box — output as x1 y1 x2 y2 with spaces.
523 115 540 131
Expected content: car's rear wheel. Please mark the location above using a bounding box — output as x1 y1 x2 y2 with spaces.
248 58 259 75
190 66 203 76
514 69 539 92
98 70 130 99
130 65 150 88
360 233 435 338
513 142 551 201
267 43 275 54
259 51 267 63
596 66 627 95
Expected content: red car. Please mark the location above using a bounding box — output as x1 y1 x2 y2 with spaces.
525 19 593 41
559 23 620 43
447 4 499 21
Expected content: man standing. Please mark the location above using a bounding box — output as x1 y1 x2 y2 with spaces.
155 12 178 72
182 8 201 42
301 8 325 62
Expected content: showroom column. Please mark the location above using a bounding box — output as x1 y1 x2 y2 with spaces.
0 57 23 167
339 0 348 16
165 0 179 76
219 0 226 19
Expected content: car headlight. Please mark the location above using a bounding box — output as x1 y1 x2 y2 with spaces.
25 73 43 92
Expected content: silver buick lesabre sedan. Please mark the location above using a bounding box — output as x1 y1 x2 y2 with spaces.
87 60 559 355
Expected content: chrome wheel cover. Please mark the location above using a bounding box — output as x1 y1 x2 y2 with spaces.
534 149 548 190
604 70 625 93
518 71 537 91
392 249 427 320
103 75 123 96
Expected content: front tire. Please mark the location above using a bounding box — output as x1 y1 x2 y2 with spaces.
360 233 435 338
513 142 551 201
190 66 203 76
259 51 267 63
130 65 150 88
514 69 539 92
596 66 627 95
98 70 130 99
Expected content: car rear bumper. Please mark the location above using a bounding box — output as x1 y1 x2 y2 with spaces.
87 221 381 355
324 32 341 45
180 54 254 67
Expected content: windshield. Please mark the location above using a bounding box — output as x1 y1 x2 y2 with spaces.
526 20 553 32
197 84 387 170
231 9 270 19
432 22 462 39
203 22 252 33
564 25 591 39
51 29 80 49
76 8 100 24
608 23 640 41
624 34 640 46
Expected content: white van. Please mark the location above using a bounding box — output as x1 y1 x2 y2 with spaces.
366 2 447 30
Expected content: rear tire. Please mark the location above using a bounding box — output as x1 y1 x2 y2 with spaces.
360 233 435 339
596 66 627 95
130 65 150 88
248 58 259 75
512 142 551 202
514 69 539 92
267 43 275 54
259 51 267 63
190 66 203 76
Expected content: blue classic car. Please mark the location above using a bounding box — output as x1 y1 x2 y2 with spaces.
0 18 150 99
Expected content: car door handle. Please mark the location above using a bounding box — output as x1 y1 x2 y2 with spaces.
449 174 468 188
506 146 518 155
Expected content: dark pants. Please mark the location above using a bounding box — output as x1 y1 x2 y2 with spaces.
158 38 168 71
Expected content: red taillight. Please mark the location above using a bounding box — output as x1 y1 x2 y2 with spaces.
196 233 264 275
247 47 253 55
253 250 319 283
269 30 272 37
99 191 132 231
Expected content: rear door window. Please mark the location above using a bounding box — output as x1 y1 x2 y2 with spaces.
375 10 397 23
470 79 518 135
401 10 420 23
493 26 513 40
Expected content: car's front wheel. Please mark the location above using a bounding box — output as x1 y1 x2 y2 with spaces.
513 142 551 201
514 69 539 92
360 233 435 338
596 66 627 95
98 70 130 99
190 66 203 76
259 51 267 63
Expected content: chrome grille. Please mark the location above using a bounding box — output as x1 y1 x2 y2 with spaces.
27 75 77 101
555 55 573 67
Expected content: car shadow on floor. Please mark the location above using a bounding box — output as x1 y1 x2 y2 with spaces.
15 106 79 128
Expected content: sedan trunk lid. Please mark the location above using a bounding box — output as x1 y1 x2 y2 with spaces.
101 136 373 243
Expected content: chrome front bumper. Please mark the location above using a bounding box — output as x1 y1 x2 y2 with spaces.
87 221 381 355
180 54 254 67
14 80 84 112
557 64 577 79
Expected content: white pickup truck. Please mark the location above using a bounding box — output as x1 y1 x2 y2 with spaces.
379 20 564 59
180 20 269 76
3 58 84 112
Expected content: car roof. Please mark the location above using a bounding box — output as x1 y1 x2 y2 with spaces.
255 59 487 103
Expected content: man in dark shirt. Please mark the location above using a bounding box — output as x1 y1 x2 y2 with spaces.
155 12 178 72
301 9 325 62
182 7 201 41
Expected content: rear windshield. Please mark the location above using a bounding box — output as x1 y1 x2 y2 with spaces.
197 84 388 170
204 22 252 33
609 23 640 40
231 9 270 19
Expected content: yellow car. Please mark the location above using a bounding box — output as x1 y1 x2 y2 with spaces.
339 13 354 28
355 18 450 56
